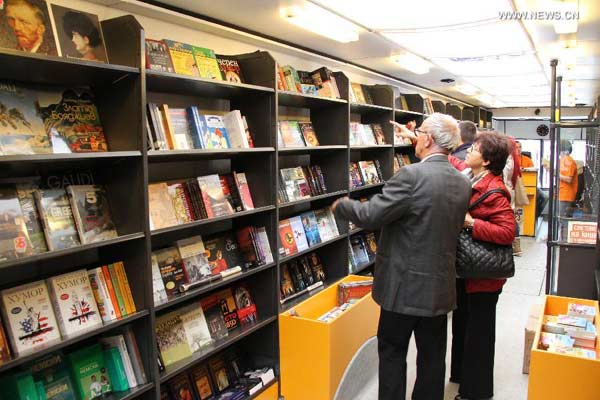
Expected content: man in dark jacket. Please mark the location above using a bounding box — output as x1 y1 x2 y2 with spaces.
333 113 471 400
451 121 477 161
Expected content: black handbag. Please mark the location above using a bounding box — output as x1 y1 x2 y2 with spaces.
455 188 515 279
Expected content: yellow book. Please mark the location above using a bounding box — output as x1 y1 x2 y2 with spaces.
163 39 199 77
191 46 223 81
115 261 136 314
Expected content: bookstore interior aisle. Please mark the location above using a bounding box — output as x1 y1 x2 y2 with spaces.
0 0 599 399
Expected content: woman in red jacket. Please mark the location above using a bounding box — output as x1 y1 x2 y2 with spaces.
450 132 515 400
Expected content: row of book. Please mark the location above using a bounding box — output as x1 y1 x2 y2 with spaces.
317 281 374 323
278 207 340 257
349 122 387 146
0 80 107 155
147 104 254 151
277 64 341 99
279 165 327 204
349 160 384 189
280 252 327 302
349 231 377 273
145 38 245 83
155 285 258 368
161 347 274 400
152 227 273 304
148 172 254 231
0 183 117 262
349 83 376 105
277 120 320 148
0 262 134 357
538 302 597 360
0 331 146 400
393 153 413 173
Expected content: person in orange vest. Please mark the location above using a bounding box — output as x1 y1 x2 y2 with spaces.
558 140 578 217
515 141 534 169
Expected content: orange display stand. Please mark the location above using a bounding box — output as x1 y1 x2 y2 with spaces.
279 275 379 400
255 381 279 400
518 169 538 236
528 295 600 399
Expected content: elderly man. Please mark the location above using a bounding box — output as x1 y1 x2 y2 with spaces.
3 0 57 55
333 113 471 400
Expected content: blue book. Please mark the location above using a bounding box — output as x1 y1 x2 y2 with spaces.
201 115 230 149
300 211 321 247
186 106 204 149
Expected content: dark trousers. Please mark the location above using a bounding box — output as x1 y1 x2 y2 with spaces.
378 308 447 400
451 279 500 399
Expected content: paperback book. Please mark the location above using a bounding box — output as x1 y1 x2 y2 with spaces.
176 236 212 283
67 185 118 244
35 188 81 251
216 55 244 83
155 311 193 367
145 39 175 73
163 40 199 77
179 302 214 352
154 247 188 298
0 185 33 261
16 183 48 254
192 46 223 80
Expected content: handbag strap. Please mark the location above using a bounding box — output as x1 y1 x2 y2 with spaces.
468 188 508 211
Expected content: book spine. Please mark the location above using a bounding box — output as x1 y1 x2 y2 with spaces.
123 328 148 384
374 159 384 181
34 191 55 252
116 335 138 388
46 278 67 337
159 104 176 150
313 165 327 193
115 262 137 314
65 187 86 245
225 174 243 212
149 103 167 150
277 65 287 91
88 268 110 323
108 263 128 317
197 179 215 219
186 106 203 149
102 265 123 319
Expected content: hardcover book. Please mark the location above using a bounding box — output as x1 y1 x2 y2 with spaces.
299 256 316 286
154 247 188 298
280 167 309 202
155 311 193 367
314 208 337 241
192 45 223 80
98 334 137 390
204 231 246 274
200 114 230 149
234 285 258 326
208 356 230 392
165 107 193 150
255 226 274 264
16 183 48 254
300 211 322 247
222 174 244 212
163 39 199 77
214 288 240 332
179 302 214 352
236 226 260 267
200 295 229 341
278 218 298 257
278 121 305 148
148 182 179 230
216 54 244 83
288 260 307 292
280 264 296 299
168 373 196 400
103 347 129 392
307 252 326 282
359 124 377 145
190 364 215 400
0 0 58 56
0 185 33 261
223 110 250 149
233 172 254 210
168 182 193 225
67 185 118 244
176 236 212 283
197 174 234 218
349 235 370 268
47 269 103 337
349 162 364 188
35 188 81 251
145 39 175 73
298 122 319 146
350 83 366 103
67 344 112 399
289 215 309 252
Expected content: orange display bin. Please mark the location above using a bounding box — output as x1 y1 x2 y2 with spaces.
279 275 379 400
255 380 279 400
518 169 538 236
528 295 600 399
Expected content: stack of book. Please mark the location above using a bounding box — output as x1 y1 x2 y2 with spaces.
155 285 258 368
316 280 373 323
0 262 135 358
349 232 377 273
277 120 320 148
280 252 327 303
278 207 340 257
147 105 254 151
148 172 255 231
393 153 412 173
0 328 146 400
279 165 327 204
276 65 341 99
538 302 597 360
349 160 384 189
349 83 374 105
349 122 386 146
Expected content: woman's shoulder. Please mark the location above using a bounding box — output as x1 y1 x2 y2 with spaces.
474 174 510 199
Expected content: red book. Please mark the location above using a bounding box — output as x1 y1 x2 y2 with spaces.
233 285 258 326
236 226 259 266
0 316 11 364
101 265 122 319
234 172 254 210
278 219 298 257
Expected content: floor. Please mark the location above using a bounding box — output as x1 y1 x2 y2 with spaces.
356 234 548 400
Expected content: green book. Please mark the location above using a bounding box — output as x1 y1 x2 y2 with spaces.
0 371 39 400
27 352 76 400
191 46 222 80
35 382 47 400
103 348 129 392
107 263 128 317
67 344 112 400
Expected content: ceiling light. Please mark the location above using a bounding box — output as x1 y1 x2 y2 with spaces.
280 2 360 43
455 84 479 96
552 1 579 34
391 52 433 75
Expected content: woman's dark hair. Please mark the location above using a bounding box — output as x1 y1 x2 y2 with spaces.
473 131 510 176
62 11 101 47
560 139 572 154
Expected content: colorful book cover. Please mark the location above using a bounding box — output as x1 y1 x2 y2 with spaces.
255 226 274 264
0 0 58 56
155 311 193 367
151 254 168 305
106 263 127 317
200 114 230 149
234 285 258 326
0 80 52 154
314 208 337 241
233 172 254 211
167 182 192 225
289 215 309 252
88 267 117 323
197 174 234 218
298 122 319 147
300 211 321 247
278 120 305 147
176 236 212 283
35 188 81 251
278 218 298 257
191 45 223 80
113 261 136 314
163 39 199 77
298 256 316 286
307 252 326 282
208 356 230 392
168 373 196 400
236 226 260 267
222 173 244 212
102 346 129 392
154 247 188 298
222 110 249 149
358 161 381 185
200 295 229 341
166 107 193 150
179 302 214 352
190 364 215 400
349 162 364 188
371 123 386 145
148 182 179 231
216 54 244 83
350 83 366 104
350 235 370 267
280 264 296 299
360 124 377 145
145 39 175 73
66 185 117 244
204 231 247 274
67 343 112 399
28 352 76 400
0 185 33 261
214 288 240 332
288 260 307 292
16 183 48 254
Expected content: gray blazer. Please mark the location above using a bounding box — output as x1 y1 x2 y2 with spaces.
335 155 471 317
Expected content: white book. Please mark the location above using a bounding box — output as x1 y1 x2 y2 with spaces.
314 208 336 241
223 110 249 148
256 227 274 264
179 302 214 353
361 124 377 145
47 269 103 337
88 267 118 323
289 216 309 251
326 208 340 236
176 236 212 282
99 334 138 388
1 280 61 354
122 327 147 384
151 254 168 305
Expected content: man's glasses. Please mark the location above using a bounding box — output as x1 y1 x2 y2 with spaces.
414 128 430 137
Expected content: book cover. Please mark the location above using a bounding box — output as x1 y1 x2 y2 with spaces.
281 65 301 93
152 254 168 305
233 172 254 211
155 311 193 367
278 120 305 147
288 260 307 292
50 5 108 63
204 231 247 274
168 373 196 400
47 269 102 337
0 80 52 154
300 211 321 247
38 87 107 152
0 315 11 364
100 265 122 320
358 161 381 185
280 263 296 299
35 188 81 251
16 183 48 254
359 124 377 145
0 0 58 56
145 39 175 73
234 285 258 326
176 236 212 283
106 263 127 317
148 182 179 230
349 122 362 146
241 115 254 148
200 114 230 149
166 108 193 150
222 110 249 149
307 252 326 282
255 226 274 264
371 123 386 145
298 122 319 147
99 334 138 390
113 261 136 314
197 174 234 218
568 303 596 322
214 288 240 332
28 352 76 400
0 185 33 261
289 215 309 252
364 232 377 259
236 226 260 267
102 347 129 392
350 83 366 103
216 54 244 83
88 267 117 323
208 356 230 392
163 40 199 77
190 364 215 400
314 208 337 241
349 162 364 188
278 219 298 257
349 235 370 267
191 46 223 80
168 182 193 225
200 295 229 341
155 247 188 298
67 343 112 399
179 302 214 352
222 173 243 212
121 327 147 385
186 105 205 149
66 185 117 244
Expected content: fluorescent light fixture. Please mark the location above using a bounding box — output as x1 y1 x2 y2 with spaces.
280 2 360 43
433 52 540 77
455 84 479 96
391 52 433 75
552 1 578 34
466 73 548 93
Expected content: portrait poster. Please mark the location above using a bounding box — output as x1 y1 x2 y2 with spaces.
0 0 58 56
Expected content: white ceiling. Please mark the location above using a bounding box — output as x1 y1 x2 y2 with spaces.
153 0 599 108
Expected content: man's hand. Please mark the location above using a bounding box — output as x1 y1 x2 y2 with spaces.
331 196 348 212
389 120 417 141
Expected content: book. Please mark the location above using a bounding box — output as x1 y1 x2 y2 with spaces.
223 110 250 149
0 185 33 261
191 45 223 80
38 87 108 152
288 260 307 292
215 288 241 332
208 356 230 392
233 172 254 210
0 81 52 154
568 303 596 322
349 162 363 188
371 123 386 145
307 252 326 281
200 295 229 341
66 185 117 244
204 231 247 274
103 347 129 392
99 265 122 320
278 219 298 257
289 215 309 252
121 327 148 385
222 174 244 212
190 364 215 400
155 311 193 367
201 114 230 149
298 122 319 146
99 335 137 390
281 65 302 93
234 285 258 326
364 232 377 259
358 161 382 185
280 264 296 299
0 0 58 56
179 302 214 352
349 236 370 270
197 174 234 218
350 83 366 103
216 55 244 83
278 121 305 147
163 40 199 77
168 373 196 400
16 183 48 254
67 343 112 399
298 256 316 286
236 226 260 267
148 182 179 230
145 39 175 73
152 254 168 304
104 264 127 317
35 188 80 251
255 227 274 264
113 262 136 314
0 315 10 364
314 208 337 241
167 107 194 150
300 211 322 247
338 281 373 305
168 182 193 225
155 247 188 298
280 167 311 202
28 352 76 400
176 236 212 284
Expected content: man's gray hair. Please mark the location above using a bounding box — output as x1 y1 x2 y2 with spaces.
426 113 460 152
